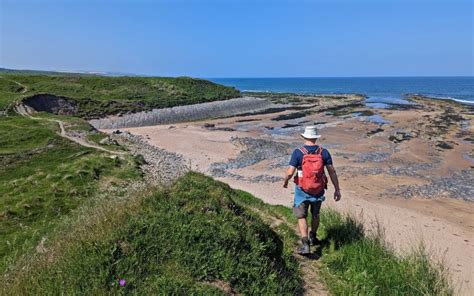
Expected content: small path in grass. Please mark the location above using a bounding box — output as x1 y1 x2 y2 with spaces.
5 78 29 94
14 103 126 155
249 206 328 295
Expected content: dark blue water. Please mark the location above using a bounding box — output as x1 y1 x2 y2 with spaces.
210 77 474 105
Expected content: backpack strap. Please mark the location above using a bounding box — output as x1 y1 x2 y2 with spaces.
315 146 323 155
300 146 322 155
299 146 309 155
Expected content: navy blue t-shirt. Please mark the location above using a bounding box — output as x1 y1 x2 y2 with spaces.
289 145 333 169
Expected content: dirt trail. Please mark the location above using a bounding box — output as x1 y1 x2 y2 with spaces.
6 78 28 94
14 103 125 155
248 207 328 295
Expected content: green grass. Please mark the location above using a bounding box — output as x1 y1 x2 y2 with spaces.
87 133 108 144
318 211 453 295
233 190 453 296
3 172 302 295
0 116 58 154
2 171 452 295
0 115 142 272
0 74 240 117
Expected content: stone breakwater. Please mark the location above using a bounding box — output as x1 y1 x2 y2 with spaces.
90 97 278 129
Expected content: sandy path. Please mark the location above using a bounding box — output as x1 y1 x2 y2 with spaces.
15 103 125 155
7 79 28 94
103 102 474 294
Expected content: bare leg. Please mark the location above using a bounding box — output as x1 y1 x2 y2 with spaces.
311 215 320 234
298 217 308 238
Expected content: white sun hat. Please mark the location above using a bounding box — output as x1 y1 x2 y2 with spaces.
300 126 321 139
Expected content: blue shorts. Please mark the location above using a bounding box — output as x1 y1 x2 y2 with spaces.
293 185 325 218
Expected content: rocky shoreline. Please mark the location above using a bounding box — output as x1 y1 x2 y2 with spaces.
108 131 189 185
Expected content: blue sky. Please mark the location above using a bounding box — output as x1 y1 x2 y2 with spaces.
1 0 472 77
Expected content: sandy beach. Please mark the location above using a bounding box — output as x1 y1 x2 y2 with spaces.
102 95 474 294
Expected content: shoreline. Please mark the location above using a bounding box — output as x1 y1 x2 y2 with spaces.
243 90 473 106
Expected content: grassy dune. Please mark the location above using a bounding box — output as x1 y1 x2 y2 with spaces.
0 74 240 117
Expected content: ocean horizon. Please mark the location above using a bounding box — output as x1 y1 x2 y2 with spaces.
209 76 474 105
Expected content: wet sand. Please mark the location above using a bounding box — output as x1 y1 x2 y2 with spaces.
102 96 474 294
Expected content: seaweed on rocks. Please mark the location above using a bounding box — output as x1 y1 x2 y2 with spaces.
272 110 312 121
388 130 419 143
235 118 262 123
435 141 455 150
355 110 375 116
237 105 309 118
202 123 236 131
367 128 384 137
281 123 302 129
321 102 365 116
423 107 466 139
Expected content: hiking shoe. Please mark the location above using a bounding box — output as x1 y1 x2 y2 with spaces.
309 232 321 246
297 238 310 255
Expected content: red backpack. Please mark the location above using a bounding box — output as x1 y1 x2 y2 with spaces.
295 146 328 195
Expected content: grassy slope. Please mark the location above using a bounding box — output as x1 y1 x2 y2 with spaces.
2 171 453 295
0 115 142 272
0 74 240 117
4 172 302 295
236 189 453 295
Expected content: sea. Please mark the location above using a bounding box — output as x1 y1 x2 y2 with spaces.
209 77 474 106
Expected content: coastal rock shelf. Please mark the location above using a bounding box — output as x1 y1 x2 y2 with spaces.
90 97 278 129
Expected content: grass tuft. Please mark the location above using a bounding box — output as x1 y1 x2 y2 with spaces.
319 209 453 296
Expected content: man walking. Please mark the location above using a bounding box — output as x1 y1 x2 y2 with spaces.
283 126 341 254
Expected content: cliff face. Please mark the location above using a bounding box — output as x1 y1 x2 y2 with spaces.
24 94 77 115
